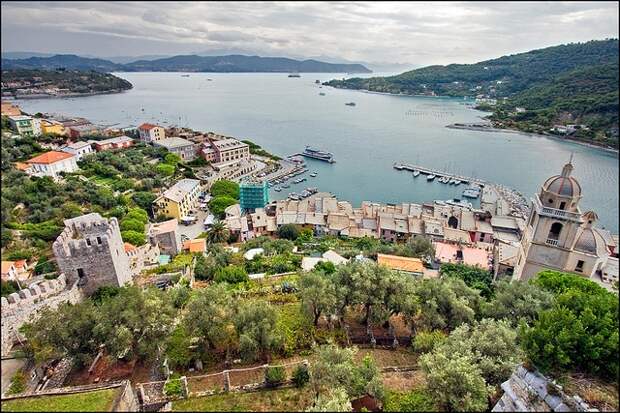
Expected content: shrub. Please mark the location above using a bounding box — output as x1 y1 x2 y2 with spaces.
209 195 237 218
210 179 239 199
214 265 249 284
292 364 310 387
163 374 184 397
121 230 146 246
383 389 437 412
7 371 27 395
278 224 300 240
412 330 447 354
265 366 286 387
120 218 145 232
1 280 19 297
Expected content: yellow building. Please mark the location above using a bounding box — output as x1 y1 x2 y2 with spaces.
39 119 66 136
153 178 201 220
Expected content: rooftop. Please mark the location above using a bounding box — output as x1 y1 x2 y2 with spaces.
377 253 424 274
183 238 206 253
210 138 248 150
26 151 74 164
159 179 201 203
149 219 178 235
63 141 92 150
8 115 32 121
138 123 159 130
153 137 194 149
95 135 133 146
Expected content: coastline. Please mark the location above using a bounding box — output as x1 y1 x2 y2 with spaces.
446 124 619 155
12 89 131 100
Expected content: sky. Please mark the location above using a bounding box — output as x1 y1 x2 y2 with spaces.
1 1 618 66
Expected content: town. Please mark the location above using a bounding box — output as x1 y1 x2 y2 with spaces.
1 94 618 413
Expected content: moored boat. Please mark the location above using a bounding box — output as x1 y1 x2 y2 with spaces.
427 174 436 181
413 170 420 177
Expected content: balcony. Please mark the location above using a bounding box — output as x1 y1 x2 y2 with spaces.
533 196 582 222
546 238 559 246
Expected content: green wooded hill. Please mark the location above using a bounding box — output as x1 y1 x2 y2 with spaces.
325 39 619 145
1 69 133 95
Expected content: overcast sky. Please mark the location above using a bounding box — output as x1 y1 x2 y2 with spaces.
2 1 618 66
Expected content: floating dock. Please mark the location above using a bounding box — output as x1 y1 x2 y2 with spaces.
393 162 486 186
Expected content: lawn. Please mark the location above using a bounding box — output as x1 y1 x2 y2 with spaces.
1 388 119 412
172 387 314 411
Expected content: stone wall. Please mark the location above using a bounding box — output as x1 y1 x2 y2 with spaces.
53 213 132 296
1 274 83 357
127 243 160 275
492 365 598 412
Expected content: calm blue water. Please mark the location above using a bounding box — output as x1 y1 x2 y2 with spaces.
15 72 619 232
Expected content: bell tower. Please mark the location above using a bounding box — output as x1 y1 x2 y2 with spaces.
513 158 585 280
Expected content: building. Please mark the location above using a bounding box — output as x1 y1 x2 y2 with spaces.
153 179 202 220
61 141 94 160
1 261 18 281
138 123 165 143
183 238 207 253
92 135 134 151
67 124 101 139
434 241 491 270
148 219 182 256
377 253 424 276
39 119 66 136
1 101 21 116
201 138 250 163
8 115 40 137
513 160 616 286
52 213 132 296
153 137 197 161
240 179 269 212
25 151 79 179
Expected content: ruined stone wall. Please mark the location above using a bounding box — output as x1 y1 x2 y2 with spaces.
53 215 131 296
1 274 83 357
127 243 160 275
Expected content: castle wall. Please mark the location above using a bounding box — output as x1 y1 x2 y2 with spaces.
53 215 132 296
1 274 83 357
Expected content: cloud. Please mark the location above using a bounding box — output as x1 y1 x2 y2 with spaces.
1 1 618 66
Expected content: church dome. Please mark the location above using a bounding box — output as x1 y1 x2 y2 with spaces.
541 161 581 198
574 228 599 254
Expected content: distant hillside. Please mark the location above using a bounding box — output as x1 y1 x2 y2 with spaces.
1 69 132 98
1 54 371 73
325 39 618 96
325 39 619 146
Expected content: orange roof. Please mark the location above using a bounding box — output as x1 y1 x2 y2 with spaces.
138 123 158 130
1 261 16 274
377 253 424 274
27 151 74 164
14 162 31 171
124 242 137 253
183 238 206 253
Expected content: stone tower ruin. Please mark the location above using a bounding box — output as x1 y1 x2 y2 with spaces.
53 213 132 296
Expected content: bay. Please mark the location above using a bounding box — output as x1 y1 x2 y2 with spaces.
15 72 619 232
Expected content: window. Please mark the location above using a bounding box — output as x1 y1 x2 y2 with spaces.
575 260 584 273
548 222 562 240
96 236 102 245
559 201 566 210
77 268 85 278
86 238 91 246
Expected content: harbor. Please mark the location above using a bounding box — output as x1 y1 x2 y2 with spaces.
393 162 529 219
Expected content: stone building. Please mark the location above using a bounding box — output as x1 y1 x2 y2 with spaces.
148 219 182 256
513 160 617 286
52 213 132 296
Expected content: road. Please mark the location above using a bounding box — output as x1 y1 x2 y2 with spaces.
178 208 211 241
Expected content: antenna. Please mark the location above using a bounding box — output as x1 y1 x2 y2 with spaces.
569 152 574 164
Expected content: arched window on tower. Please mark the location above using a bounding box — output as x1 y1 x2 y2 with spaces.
448 216 459 229
547 222 563 245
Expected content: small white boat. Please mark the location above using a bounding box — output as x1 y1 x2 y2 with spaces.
427 174 436 181
310 172 317 177
274 186 282 192
413 170 420 177
454 180 462 186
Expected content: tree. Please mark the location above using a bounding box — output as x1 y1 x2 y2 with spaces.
120 218 145 232
482 280 553 325
131 191 157 212
383 389 437 412
209 195 237 218
306 387 352 412
125 207 149 224
310 343 383 401
121 230 146 246
412 331 447 354
420 350 488 412
402 236 435 259
164 153 181 166
210 179 239 199
183 285 237 360
439 319 521 386
207 221 229 244
299 271 337 326
440 263 494 298
292 364 310 387
313 260 336 275
193 254 213 281
214 265 249 284
156 163 175 176
165 325 193 370
234 300 280 362
277 224 300 240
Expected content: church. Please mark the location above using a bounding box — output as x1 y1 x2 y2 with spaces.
512 159 618 287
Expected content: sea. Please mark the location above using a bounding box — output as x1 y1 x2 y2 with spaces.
14 72 619 232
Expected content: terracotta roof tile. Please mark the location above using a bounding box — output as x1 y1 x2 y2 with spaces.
27 151 74 164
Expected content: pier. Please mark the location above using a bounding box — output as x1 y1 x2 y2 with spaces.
393 162 487 186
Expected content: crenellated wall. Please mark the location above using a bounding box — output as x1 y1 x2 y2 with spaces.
1 274 83 357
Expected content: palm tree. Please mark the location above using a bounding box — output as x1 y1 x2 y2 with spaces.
207 220 229 244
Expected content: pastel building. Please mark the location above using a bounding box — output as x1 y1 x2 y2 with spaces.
61 141 94 160
93 136 134 151
8 115 40 137
138 123 166 143
153 137 197 161
39 119 66 136
153 179 202 220
201 138 250 163
25 151 79 179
